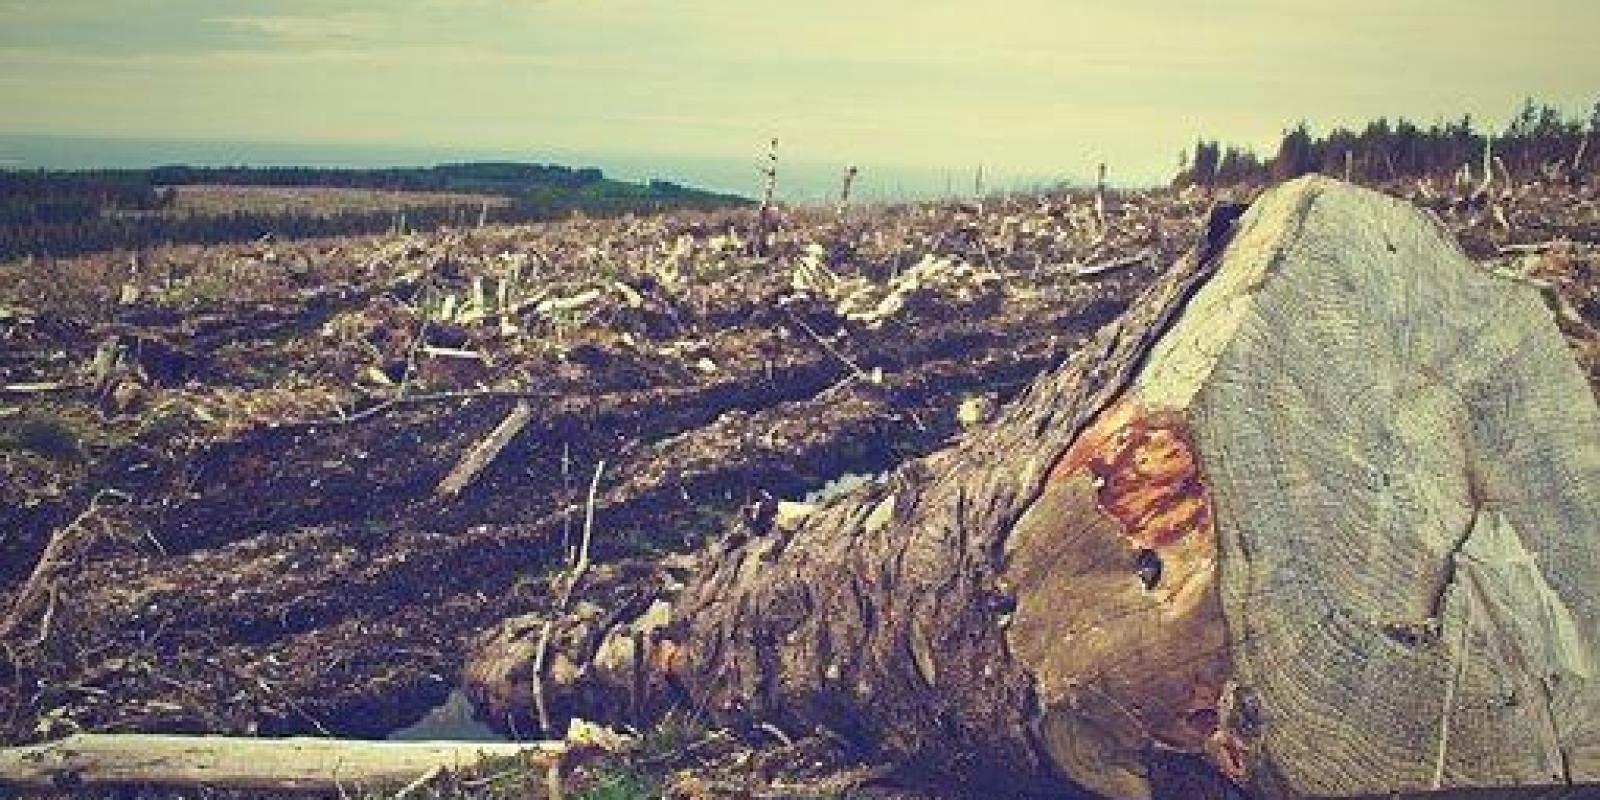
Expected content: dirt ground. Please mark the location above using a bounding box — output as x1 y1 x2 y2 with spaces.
1 176 1596 798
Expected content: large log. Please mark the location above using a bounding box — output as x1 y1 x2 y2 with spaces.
466 177 1600 798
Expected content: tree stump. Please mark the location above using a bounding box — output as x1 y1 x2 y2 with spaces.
466 176 1600 798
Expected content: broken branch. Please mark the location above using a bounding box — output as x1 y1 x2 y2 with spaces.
435 401 534 498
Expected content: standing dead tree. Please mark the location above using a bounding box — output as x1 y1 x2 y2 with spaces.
1094 161 1110 240
1573 134 1590 188
467 177 1600 798
1473 136 1495 203
753 138 780 256
838 165 859 220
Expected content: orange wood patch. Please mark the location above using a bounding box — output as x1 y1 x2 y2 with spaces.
1054 397 1214 551
1020 395 1248 783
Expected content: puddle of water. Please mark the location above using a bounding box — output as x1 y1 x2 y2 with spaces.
803 471 885 504
385 688 506 742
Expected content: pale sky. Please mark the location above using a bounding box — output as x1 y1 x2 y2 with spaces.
2 0 1597 194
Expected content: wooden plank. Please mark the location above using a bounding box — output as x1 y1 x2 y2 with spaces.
0 733 565 793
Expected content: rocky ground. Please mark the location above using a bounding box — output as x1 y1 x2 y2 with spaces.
0 175 1596 798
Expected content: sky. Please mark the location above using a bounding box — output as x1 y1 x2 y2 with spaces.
2 0 1598 198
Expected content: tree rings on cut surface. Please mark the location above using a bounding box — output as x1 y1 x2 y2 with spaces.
1007 176 1600 797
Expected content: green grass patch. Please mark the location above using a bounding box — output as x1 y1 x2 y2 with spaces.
574 766 657 800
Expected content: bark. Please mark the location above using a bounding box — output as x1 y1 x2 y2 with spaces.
466 177 1600 798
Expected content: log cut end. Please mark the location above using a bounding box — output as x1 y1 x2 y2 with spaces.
1002 175 1600 797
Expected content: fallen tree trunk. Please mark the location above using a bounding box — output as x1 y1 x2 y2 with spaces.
0 733 563 793
467 177 1600 798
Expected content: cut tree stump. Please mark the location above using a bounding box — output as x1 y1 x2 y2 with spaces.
466 176 1600 798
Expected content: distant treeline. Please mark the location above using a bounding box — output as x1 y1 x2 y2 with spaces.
1175 97 1600 188
0 162 748 259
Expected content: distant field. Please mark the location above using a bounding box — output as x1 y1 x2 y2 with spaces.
160 184 509 217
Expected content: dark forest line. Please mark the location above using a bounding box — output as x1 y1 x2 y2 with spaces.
1175 97 1600 188
0 162 749 260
